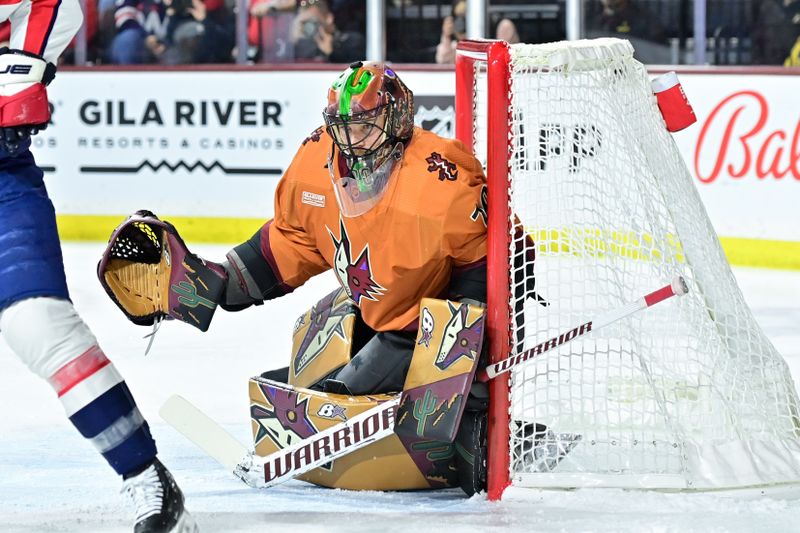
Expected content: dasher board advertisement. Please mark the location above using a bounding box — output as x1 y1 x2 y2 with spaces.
40 68 798 267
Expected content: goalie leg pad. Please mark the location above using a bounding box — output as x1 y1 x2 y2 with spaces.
249 377 456 490
394 298 486 444
288 287 358 388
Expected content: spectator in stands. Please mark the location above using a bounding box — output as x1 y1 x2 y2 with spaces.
328 0 364 34
106 0 169 64
160 0 235 64
435 0 466 64
752 0 800 65
100 0 167 65
250 0 295 17
436 3 519 63
248 0 297 62
786 37 800 66
106 0 234 64
495 18 520 45
292 0 364 63
586 0 669 64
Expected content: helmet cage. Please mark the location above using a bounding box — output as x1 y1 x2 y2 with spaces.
323 103 394 165
324 101 402 195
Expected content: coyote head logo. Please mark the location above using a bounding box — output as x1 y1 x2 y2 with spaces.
328 219 385 305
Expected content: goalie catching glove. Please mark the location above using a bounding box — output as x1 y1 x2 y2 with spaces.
0 48 56 154
97 210 227 332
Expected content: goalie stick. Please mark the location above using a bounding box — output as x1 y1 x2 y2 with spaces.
160 276 688 489
160 394 398 489
476 275 689 382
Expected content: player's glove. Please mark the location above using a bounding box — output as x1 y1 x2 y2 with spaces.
97 210 227 332
0 47 56 155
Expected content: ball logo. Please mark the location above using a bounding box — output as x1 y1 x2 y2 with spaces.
317 403 347 421
695 90 800 183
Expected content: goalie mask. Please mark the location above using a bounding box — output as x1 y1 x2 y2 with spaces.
323 61 414 217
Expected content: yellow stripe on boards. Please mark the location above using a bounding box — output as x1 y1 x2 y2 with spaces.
527 228 800 271
719 237 800 271
56 215 800 271
56 214 266 244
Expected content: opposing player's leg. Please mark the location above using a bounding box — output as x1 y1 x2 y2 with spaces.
1 297 196 532
0 154 195 532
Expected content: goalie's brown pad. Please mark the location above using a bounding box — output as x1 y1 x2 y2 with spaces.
395 299 485 444
97 210 226 332
249 377 458 490
288 288 357 389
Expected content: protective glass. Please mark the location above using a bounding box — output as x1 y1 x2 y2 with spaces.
329 142 403 218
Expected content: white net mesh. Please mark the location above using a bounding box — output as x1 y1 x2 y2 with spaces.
472 38 800 490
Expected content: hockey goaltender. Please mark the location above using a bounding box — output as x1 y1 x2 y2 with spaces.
97 61 540 497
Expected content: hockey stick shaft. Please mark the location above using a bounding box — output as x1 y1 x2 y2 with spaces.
476 276 689 382
160 394 249 472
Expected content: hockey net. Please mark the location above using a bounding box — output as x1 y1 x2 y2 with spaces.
455 38 800 500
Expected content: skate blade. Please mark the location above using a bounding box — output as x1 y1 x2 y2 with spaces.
171 510 199 533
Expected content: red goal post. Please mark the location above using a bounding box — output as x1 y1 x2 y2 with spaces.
455 40 514 500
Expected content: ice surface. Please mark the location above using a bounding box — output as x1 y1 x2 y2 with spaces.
1 243 799 532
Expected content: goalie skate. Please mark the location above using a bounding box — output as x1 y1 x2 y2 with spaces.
512 422 582 474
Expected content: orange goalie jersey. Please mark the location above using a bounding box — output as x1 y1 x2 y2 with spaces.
261 126 487 332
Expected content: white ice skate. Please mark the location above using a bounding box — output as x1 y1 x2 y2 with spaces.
122 458 198 533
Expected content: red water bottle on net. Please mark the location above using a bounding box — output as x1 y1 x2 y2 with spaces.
651 71 697 132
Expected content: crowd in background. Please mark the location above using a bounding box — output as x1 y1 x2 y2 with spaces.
29 0 800 66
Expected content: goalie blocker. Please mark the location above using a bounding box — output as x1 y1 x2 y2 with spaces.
97 210 226 332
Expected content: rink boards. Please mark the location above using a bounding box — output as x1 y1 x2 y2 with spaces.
38 67 800 269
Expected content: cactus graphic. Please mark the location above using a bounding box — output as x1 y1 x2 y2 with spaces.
411 440 455 462
413 389 437 437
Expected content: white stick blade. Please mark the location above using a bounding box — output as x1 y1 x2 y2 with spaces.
159 394 248 473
